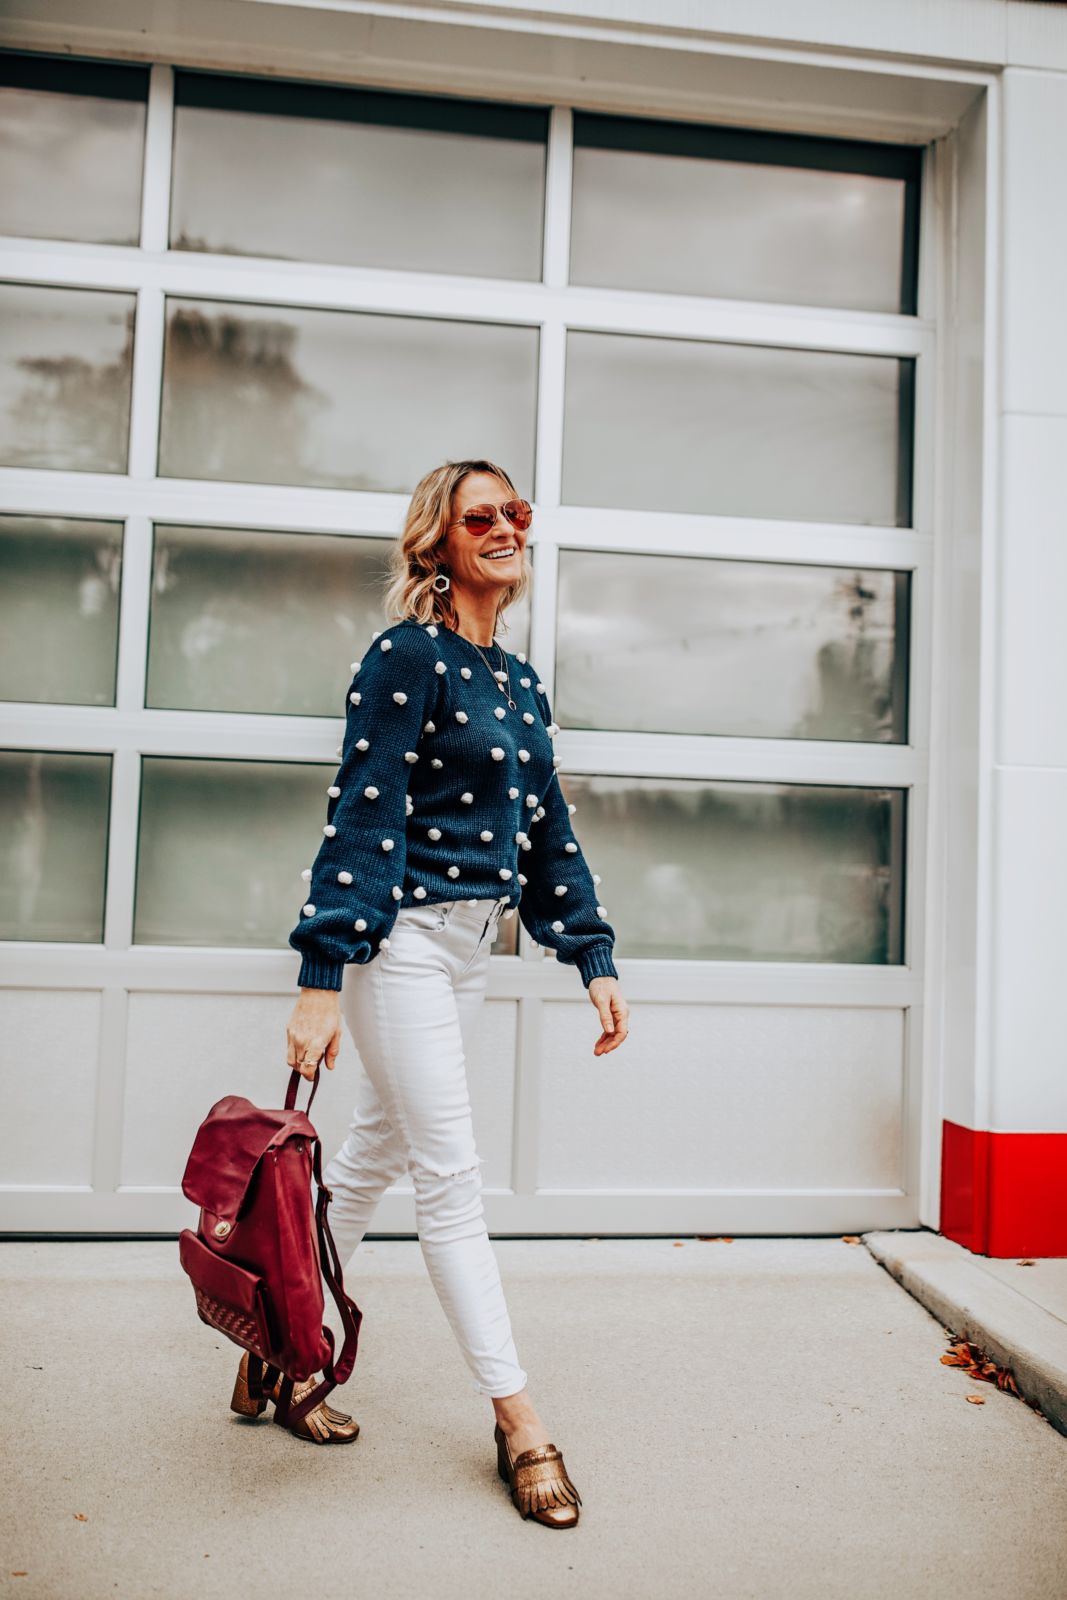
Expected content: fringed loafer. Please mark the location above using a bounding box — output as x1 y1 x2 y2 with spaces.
495 1421 581 1527
230 1351 360 1444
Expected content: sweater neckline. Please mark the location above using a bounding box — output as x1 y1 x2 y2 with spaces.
442 623 505 656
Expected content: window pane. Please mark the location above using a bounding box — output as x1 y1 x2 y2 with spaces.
172 72 546 280
0 282 135 472
0 54 147 246
148 526 394 715
159 297 538 493
562 329 910 527
135 757 334 947
571 112 919 314
556 549 909 742
558 773 905 964
0 515 123 706
0 750 111 941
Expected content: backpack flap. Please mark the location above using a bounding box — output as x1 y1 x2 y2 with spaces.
181 1094 317 1224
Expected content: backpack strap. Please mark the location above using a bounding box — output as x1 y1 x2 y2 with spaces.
272 1135 363 1429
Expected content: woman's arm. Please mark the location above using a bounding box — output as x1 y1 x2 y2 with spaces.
288 623 442 990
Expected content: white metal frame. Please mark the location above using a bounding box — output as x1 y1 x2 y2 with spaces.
0 51 980 1235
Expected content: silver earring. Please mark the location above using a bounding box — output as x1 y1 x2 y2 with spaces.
432 569 451 592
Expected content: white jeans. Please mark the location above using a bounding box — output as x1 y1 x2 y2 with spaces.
325 897 528 1399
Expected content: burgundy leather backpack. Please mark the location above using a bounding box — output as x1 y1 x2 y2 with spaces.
178 1067 362 1429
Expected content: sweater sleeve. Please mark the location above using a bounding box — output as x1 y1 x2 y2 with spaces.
288 624 442 991
516 679 619 988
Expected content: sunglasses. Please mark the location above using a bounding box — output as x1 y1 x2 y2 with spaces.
449 498 533 536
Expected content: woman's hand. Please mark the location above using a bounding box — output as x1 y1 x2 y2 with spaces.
587 976 630 1056
287 988 343 1080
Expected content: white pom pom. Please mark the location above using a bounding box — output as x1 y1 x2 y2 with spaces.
552 755 562 769
461 791 474 804
349 692 361 705
405 797 413 814
426 625 438 636
351 661 361 673
554 885 568 897
515 831 528 844
522 712 534 724
381 838 395 852
517 653 526 663
300 867 312 881
567 803 577 815
455 710 468 724
535 806 545 820
508 786 519 799
336 745 343 757
391 885 403 900
302 903 316 916
431 758 443 768
565 841 578 853
460 667 472 679
551 919 564 933
364 785 379 799
327 784 341 798
596 905 607 918
337 870 353 884
379 638 392 652
520 677 531 688
593 873 601 885
424 721 435 733
447 865 460 878
521 840 531 851
428 827 442 840
435 660 447 674
323 824 337 837
494 670 507 682
356 737 369 751
499 868 513 880
372 631 381 640
404 751 418 763
494 707 506 720
526 794 538 808
393 691 407 705
517 872 527 887
536 681 545 693
490 747 505 761
413 886 426 899
380 936 390 950
468 898 478 905
518 749 530 763
354 917 367 931
547 722 560 737
480 829 493 842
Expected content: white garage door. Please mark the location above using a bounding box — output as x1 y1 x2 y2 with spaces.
0 53 930 1235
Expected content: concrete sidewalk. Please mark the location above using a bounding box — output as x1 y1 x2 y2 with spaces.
3 1236 1066 1600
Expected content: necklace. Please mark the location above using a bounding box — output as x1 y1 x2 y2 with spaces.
453 628 517 710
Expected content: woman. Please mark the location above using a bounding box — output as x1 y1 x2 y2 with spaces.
267 458 629 1526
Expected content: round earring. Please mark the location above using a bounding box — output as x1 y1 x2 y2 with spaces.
432 569 451 593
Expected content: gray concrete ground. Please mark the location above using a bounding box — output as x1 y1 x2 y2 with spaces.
866 1228 1067 1437
3 1236 1067 1600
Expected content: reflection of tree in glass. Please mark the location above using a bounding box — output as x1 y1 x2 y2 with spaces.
160 304 331 486
10 309 134 472
797 570 898 743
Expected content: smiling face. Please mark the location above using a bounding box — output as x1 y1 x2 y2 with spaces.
439 471 528 600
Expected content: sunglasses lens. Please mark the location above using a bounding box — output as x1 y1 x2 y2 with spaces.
462 507 496 534
503 499 533 530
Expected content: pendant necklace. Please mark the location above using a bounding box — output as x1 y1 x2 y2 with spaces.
460 631 517 710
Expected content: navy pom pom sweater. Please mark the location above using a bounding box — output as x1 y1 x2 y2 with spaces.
288 617 619 991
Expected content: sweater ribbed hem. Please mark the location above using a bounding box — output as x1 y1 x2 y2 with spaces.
577 943 619 987
297 955 346 992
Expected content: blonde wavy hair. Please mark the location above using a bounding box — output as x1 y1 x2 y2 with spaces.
380 458 532 637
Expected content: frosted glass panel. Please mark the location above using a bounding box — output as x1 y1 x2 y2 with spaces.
147 527 394 715
159 298 538 493
0 515 123 706
571 112 917 314
557 773 905 964
135 756 342 947
556 549 909 742
0 282 135 472
562 330 910 526
0 56 147 245
0 750 111 942
172 72 546 280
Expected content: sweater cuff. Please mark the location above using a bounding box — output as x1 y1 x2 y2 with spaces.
577 942 619 987
297 954 346 992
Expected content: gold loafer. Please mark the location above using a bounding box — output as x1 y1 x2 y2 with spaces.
230 1352 360 1444
495 1422 581 1527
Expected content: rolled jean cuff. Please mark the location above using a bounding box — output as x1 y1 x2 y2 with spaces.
577 943 619 987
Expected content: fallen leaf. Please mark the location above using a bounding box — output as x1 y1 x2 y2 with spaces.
965 1394 986 1405
12 1573 28 1578
73 1514 88 1522
672 1241 684 1248
840 1236 861 1245
941 1337 1020 1395
696 1235 734 1242
1016 1259 1036 1267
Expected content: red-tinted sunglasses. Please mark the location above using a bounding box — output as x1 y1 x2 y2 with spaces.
449 498 533 536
